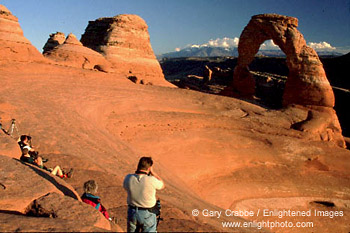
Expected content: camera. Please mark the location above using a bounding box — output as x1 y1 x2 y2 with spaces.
29 151 39 159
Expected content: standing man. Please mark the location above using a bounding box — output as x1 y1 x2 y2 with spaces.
123 157 164 232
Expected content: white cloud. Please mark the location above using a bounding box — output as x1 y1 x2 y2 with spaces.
205 37 240 48
307 41 336 51
176 38 337 53
175 48 181 52
260 40 280 50
183 37 240 50
182 37 277 50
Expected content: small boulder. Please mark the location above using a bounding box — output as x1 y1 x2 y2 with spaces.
27 192 111 230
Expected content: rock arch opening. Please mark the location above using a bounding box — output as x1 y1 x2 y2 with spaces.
232 14 335 109
228 14 345 148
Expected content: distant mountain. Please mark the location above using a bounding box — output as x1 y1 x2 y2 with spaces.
157 47 344 59
158 47 238 59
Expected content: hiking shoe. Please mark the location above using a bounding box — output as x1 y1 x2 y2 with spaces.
42 157 49 163
109 217 118 224
66 168 74 178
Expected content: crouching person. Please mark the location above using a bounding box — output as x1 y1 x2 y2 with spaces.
81 180 111 220
123 157 165 232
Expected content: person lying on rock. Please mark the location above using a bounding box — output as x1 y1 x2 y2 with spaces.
18 135 48 162
20 148 73 179
81 180 114 222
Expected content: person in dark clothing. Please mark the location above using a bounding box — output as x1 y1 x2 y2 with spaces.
20 148 73 179
20 148 43 167
81 180 111 220
18 135 48 163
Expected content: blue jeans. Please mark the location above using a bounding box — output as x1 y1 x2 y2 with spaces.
127 207 157 232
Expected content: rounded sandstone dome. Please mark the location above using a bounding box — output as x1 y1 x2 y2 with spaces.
64 33 83 46
0 4 11 14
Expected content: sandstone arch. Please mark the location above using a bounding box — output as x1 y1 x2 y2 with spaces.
233 14 334 108
231 14 345 147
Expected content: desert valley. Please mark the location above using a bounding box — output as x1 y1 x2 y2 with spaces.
0 4 350 232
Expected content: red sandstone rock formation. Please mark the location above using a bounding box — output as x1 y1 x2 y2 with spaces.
0 155 80 213
229 14 345 147
0 155 118 231
44 33 112 71
42 32 66 54
27 192 111 230
81 14 173 87
0 5 44 63
232 14 334 106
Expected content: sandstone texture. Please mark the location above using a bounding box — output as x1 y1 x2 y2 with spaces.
81 14 173 87
1 61 350 232
229 14 345 147
27 192 111 230
0 155 79 213
0 155 117 231
42 32 66 54
0 5 44 63
0 5 349 232
44 33 112 70
233 14 334 107
0 134 21 158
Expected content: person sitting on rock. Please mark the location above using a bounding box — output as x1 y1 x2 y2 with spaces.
18 135 48 162
81 180 112 221
20 148 73 179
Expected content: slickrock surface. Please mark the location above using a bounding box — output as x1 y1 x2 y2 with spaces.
0 136 21 158
81 14 173 87
0 155 79 213
0 213 109 232
27 192 112 231
1 62 349 232
0 5 44 63
228 14 345 148
44 33 112 71
42 32 66 54
0 6 349 232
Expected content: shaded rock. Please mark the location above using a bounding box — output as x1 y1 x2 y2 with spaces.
94 64 113 73
0 4 44 63
0 155 79 213
127 75 153 85
27 192 111 231
42 32 65 54
81 14 174 87
291 106 346 148
44 33 112 70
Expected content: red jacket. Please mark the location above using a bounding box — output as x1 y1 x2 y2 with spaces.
81 193 110 219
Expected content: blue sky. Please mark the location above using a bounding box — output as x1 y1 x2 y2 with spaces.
1 0 350 54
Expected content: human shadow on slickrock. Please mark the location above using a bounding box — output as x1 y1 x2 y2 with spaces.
0 210 25 216
14 159 79 200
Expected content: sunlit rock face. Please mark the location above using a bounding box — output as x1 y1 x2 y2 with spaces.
42 32 66 55
80 14 174 87
229 14 345 147
0 4 44 63
43 33 112 71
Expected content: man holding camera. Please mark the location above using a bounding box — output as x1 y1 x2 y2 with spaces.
123 157 164 232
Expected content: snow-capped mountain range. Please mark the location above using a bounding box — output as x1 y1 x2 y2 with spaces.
158 38 343 59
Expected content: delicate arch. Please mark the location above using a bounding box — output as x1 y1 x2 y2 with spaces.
232 14 334 108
